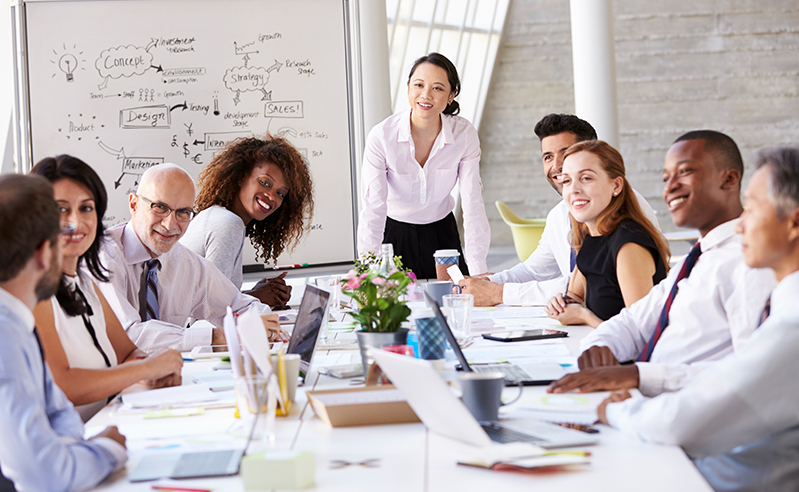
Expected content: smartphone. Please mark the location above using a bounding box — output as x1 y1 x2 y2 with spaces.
482 329 568 342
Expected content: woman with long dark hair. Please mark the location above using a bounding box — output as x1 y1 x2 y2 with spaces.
31 155 183 422
357 52 490 279
546 141 669 327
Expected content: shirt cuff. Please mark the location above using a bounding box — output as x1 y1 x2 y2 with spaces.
183 324 213 351
501 283 522 306
635 362 666 397
92 437 128 471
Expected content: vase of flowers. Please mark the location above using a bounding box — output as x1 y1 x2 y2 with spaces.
341 265 417 376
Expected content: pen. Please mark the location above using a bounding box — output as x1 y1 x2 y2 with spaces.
542 450 592 457
151 486 211 492
274 263 309 269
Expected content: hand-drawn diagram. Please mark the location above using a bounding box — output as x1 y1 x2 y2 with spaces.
96 41 162 90
99 141 164 189
51 44 86 82
225 41 283 105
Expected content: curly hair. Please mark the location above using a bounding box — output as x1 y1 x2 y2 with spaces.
194 134 314 262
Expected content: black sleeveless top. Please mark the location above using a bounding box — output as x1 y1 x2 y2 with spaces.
576 219 667 321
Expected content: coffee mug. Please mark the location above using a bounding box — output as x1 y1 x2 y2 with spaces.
423 281 461 308
458 372 523 422
273 353 300 402
434 249 460 281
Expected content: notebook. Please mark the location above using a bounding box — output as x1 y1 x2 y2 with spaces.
425 292 567 386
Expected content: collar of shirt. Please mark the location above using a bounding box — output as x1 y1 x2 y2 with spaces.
770 270 799 319
698 218 740 252
0 286 34 333
121 222 171 271
396 109 454 147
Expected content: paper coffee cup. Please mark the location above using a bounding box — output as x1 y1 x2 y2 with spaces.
433 249 460 281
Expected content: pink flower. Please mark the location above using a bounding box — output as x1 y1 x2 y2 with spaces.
359 272 370 280
389 268 398 275
407 271 417 280
344 270 357 280
371 277 386 286
346 278 361 290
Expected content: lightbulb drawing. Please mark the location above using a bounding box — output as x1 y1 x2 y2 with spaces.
59 54 78 82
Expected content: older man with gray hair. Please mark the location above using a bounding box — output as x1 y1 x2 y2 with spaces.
597 147 799 492
99 163 279 353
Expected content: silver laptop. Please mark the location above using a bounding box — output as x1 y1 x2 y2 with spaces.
372 350 597 449
285 284 330 384
128 375 268 482
425 292 567 385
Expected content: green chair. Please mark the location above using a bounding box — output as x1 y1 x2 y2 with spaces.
495 201 547 262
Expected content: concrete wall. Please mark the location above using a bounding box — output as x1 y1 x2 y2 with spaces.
480 0 799 245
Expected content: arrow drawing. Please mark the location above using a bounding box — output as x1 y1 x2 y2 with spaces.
170 101 188 112
267 60 283 74
193 139 204 146
150 64 164 73
98 141 126 160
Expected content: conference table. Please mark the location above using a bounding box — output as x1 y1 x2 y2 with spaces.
88 298 712 491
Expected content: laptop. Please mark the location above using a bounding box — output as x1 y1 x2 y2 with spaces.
425 292 567 386
128 372 269 482
372 350 597 448
285 284 330 384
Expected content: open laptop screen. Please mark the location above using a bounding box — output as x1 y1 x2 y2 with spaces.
286 284 330 379
423 292 473 372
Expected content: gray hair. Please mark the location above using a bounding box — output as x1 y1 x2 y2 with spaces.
756 147 799 219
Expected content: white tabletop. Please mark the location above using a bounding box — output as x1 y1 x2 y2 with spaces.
87 309 712 491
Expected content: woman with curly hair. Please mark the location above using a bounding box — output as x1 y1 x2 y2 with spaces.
181 134 314 308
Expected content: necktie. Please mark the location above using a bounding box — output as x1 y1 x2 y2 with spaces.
638 242 702 362
139 259 160 321
757 296 771 328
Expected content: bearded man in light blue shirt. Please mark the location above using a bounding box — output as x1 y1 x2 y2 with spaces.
0 174 126 492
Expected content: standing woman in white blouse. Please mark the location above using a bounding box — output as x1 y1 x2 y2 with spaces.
358 52 490 278
31 155 183 422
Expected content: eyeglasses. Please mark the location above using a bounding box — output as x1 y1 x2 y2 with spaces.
137 195 195 222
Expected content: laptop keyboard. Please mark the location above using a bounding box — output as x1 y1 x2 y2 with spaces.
171 450 240 478
473 364 530 382
481 422 545 444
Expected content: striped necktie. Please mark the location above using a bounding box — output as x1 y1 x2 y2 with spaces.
757 296 771 328
139 259 160 321
638 242 702 362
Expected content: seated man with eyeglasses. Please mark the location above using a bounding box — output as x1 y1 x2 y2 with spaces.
98 163 280 353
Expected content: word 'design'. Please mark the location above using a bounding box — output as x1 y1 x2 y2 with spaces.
265 100 303 118
120 105 171 129
122 157 164 173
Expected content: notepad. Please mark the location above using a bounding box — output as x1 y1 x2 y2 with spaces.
122 384 219 409
472 308 548 319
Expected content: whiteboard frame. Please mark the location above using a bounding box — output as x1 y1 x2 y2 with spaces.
11 0 363 271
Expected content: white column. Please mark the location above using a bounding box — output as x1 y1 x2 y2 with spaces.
569 0 619 148
358 0 392 134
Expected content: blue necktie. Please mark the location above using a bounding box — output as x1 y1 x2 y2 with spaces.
140 259 160 321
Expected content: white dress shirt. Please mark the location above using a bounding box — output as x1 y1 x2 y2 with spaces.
488 189 659 306
50 270 118 422
98 223 270 353
0 287 126 491
581 219 776 396
357 110 491 275
606 270 799 492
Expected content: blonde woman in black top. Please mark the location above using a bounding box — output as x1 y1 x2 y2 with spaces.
546 141 669 327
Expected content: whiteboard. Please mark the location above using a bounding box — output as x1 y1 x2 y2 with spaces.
14 0 359 269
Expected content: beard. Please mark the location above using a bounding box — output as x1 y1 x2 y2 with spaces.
34 245 61 302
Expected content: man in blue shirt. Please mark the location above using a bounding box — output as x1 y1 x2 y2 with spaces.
0 174 127 492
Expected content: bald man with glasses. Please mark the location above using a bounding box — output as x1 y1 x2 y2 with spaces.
98 163 280 353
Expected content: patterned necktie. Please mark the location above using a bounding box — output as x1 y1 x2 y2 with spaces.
638 242 703 362
757 296 771 328
139 259 160 321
